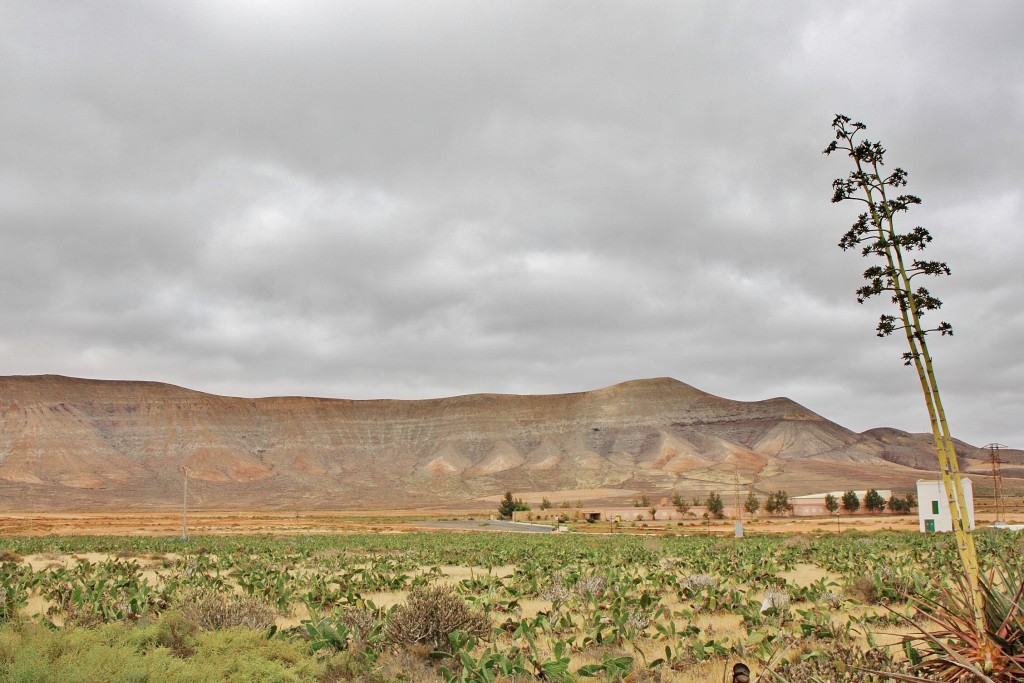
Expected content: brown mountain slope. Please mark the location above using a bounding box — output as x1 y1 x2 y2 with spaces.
0 375 1012 511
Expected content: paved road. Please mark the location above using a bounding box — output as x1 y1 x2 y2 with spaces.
411 519 555 533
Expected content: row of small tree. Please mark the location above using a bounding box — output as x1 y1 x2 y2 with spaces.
502 487 917 520
690 488 917 518
669 490 793 520
661 487 916 519
822 489 916 514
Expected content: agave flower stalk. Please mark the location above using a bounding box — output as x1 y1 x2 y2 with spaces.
825 115 985 642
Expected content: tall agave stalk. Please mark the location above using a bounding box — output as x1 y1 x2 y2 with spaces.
824 116 986 643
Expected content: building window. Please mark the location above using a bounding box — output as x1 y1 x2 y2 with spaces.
931 500 939 515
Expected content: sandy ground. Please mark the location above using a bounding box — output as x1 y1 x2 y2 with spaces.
0 511 411 536
413 519 554 533
1 508 1018 537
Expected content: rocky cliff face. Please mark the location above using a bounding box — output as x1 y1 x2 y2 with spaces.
0 375 1009 510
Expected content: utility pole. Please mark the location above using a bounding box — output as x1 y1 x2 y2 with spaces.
180 465 191 540
733 468 741 521
984 443 1007 524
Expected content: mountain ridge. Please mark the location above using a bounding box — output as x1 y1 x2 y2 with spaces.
0 374 1016 511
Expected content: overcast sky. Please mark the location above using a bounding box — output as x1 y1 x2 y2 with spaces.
2 1 1022 447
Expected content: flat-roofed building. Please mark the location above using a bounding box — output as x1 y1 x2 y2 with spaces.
917 478 974 533
790 490 893 516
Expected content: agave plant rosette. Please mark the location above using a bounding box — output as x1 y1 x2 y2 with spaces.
884 556 1024 682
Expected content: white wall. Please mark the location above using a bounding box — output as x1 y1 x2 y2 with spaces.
917 478 975 533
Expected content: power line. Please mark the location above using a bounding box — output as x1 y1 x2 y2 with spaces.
982 443 1006 524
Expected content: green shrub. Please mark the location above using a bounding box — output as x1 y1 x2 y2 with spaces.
155 611 199 657
0 620 330 682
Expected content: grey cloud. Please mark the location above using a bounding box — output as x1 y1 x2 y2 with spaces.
1 1 1022 447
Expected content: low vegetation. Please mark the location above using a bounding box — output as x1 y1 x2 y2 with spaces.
0 528 1021 681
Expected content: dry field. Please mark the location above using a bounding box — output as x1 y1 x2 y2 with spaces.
3 508 1016 537
2 510 1020 681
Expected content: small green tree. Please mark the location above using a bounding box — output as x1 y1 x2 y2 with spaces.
765 490 793 515
842 490 860 514
825 493 840 515
649 507 658 520
498 491 530 520
889 492 917 514
705 492 724 519
864 489 887 513
744 491 760 515
672 492 691 516
539 497 552 510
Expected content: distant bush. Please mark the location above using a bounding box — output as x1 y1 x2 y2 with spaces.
0 550 23 564
744 491 761 515
385 585 489 653
178 587 276 632
497 491 530 519
765 490 793 515
338 606 378 646
888 493 916 513
864 489 887 512
825 493 840 514
672 492 691 516
847 575 879 604
682 574 717 594
705 492 725 519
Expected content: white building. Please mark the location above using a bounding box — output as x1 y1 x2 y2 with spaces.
917 478 975 533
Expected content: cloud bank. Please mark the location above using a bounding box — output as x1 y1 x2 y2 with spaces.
2 1 1022 446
